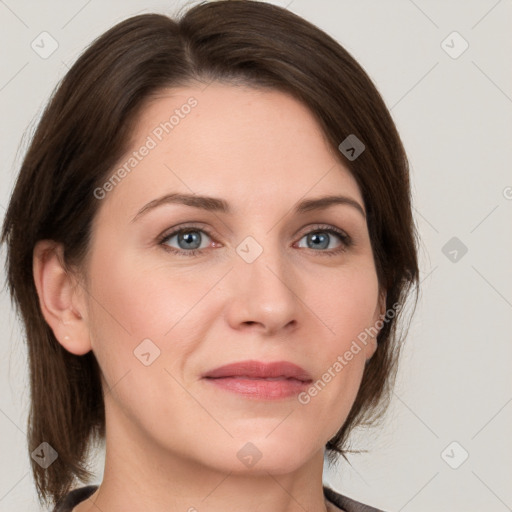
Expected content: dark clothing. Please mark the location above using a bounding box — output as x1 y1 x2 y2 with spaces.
52 485 97 512
53 484 386 512
324 486 386 512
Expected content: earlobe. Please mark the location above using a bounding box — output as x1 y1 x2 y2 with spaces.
33 240 92 355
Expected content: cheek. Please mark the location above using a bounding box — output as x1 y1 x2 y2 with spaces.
87 246 203 336
313 263 380 348
296 266 379 425
83 251 200 422
84 247 215 381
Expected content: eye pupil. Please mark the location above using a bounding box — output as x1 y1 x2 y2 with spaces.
179 231 201 249
308 232 329 250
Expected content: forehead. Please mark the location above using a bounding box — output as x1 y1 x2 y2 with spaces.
101 83 363 218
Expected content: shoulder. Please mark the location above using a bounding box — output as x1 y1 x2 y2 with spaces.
323 485 388 512
52 485 99 512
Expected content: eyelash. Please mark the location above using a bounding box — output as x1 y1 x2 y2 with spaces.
158 223 352 258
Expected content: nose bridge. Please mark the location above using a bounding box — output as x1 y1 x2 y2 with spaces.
235 232 287 284
229 231 299 330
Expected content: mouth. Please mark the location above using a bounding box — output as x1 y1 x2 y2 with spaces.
202 360 313 400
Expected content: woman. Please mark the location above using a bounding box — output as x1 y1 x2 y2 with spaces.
1 1 419 511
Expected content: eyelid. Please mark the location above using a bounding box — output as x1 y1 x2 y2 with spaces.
157 222 217 246
296 223 350 242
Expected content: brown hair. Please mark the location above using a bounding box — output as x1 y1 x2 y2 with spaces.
1 0 419 507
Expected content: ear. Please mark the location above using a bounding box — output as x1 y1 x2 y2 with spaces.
33 240 92 355
365 289 388 362
377 288 387 320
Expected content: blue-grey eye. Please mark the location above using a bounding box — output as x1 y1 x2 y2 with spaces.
163 229 211 251
297 230 344 251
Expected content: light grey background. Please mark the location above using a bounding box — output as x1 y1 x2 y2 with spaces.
1 1 511 511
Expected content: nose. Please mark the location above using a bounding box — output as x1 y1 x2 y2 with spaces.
224 238 300 336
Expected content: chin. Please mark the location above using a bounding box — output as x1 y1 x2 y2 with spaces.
195 434 319 476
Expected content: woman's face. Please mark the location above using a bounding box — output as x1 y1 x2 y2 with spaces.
77 83 385 474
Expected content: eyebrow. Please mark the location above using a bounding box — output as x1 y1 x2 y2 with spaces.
131 192 366 222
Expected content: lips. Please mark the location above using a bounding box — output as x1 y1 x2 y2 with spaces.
202 360 313 382
202 360 313 400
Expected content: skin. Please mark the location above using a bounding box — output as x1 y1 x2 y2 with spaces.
33 83 386 512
